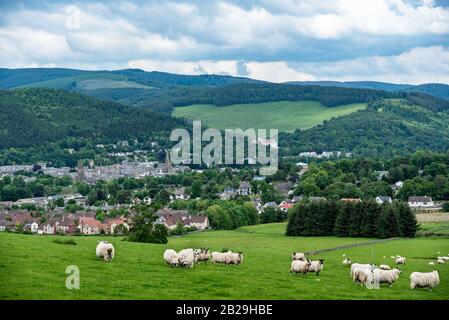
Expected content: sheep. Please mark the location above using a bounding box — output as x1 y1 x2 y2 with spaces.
439 256 449 261
226 251 244 265
163 249 179 267
211 251 228 264
390 256 397 259
96 241 115 262
379 264 391 270
429 261 436 265
178 248 195 268
410 271 440 291
291 260 311 274
350 263 376 277
292 252 306 261
395 257 406 265
437 259 445 264
308 259 324 276
353 267 374 287
373 268 401 287
342 258 352 266
195 248 211 263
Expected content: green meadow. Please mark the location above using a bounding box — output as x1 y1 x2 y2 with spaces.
173 101 366 132
0 223 448 300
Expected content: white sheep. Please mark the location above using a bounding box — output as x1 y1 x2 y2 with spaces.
395 257 406 265
195 248 211 263
308 259 324 276
96 241 115 262
439 256 449 261
410 271 440 291
211 251 228 264
178 248 195 268
226 251 243 265
353 267 374 287
342 258 352 266
379 264 391 270
373 268 401 287
292 252 306 261
350 263 376 277
429 261 436 265
163 249 179 267
437 259 445 264
291 260 311 274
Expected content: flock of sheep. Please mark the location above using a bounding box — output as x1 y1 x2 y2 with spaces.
95 240 444 292
164 248 244 268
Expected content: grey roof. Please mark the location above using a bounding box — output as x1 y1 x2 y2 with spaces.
408 196 433 202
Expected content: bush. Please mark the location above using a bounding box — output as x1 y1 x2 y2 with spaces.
53 239 77 245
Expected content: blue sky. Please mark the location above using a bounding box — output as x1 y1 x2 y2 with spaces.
1 0 449 84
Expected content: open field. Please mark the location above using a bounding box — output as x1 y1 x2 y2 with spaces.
0 223 448 300
173 101 366 132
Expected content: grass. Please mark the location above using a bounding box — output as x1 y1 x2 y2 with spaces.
173 101 367 132
0 223 448 300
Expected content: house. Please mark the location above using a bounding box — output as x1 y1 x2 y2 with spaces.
274 182 293 197
237 182 252 196
55 217 77 234
262 202 279 212
279 200 294 212
174 188 189 200
308 196 327 202
24 221 39 233
78 216 103 235
291 195 303 203
220 187 236 200
408 196 434 209
376 196 392 205
106 217 129 234
341 198 362 203
155 208 209 230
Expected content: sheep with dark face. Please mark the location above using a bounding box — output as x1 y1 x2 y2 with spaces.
308 259 324 276
291 260 311 274
292 252 306 261
342 258 352 266
163 249 179 267
96 241 115 262
195 248 211 263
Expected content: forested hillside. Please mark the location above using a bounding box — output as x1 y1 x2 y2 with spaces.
0 88 185 149
280 99 449 157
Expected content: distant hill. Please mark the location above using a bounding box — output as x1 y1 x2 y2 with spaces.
287 80 449 100
0 88 185 150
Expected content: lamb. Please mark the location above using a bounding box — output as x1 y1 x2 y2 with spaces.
163 249 179 267
96 241 115 262
291 260 311 274
292 252 306 261
342 258 352 266
308 259 324 276
410 271 440 291
395 257 406 265
178 248 195 268
353 267 374 287
350 263 375 277
373 268 401 287
379 264 391 270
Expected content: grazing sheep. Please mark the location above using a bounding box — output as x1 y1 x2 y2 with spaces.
211 251 228 264
96 241 115 262
342 258 352 266
308 259 324 276
178 248 195 268
342 254 346 257
410 271 440 291
439 256 449 261
226 251 244 265
292 252 306 261
353 267 374 287
373 268 401 287
350 263 376 277
437 259 445 264
395 257 406 265
379 264 391 270
291 260 311 274
429 261 436 265
390 256 397 259
196 248 211 263
163 249 179 267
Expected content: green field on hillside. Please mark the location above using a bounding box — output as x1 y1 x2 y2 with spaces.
1 223 448 300
173 101 366 132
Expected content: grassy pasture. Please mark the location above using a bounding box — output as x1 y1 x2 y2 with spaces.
173 101 366 132
0 223 448 300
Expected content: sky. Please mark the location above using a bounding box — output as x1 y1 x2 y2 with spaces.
0 0 449 84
